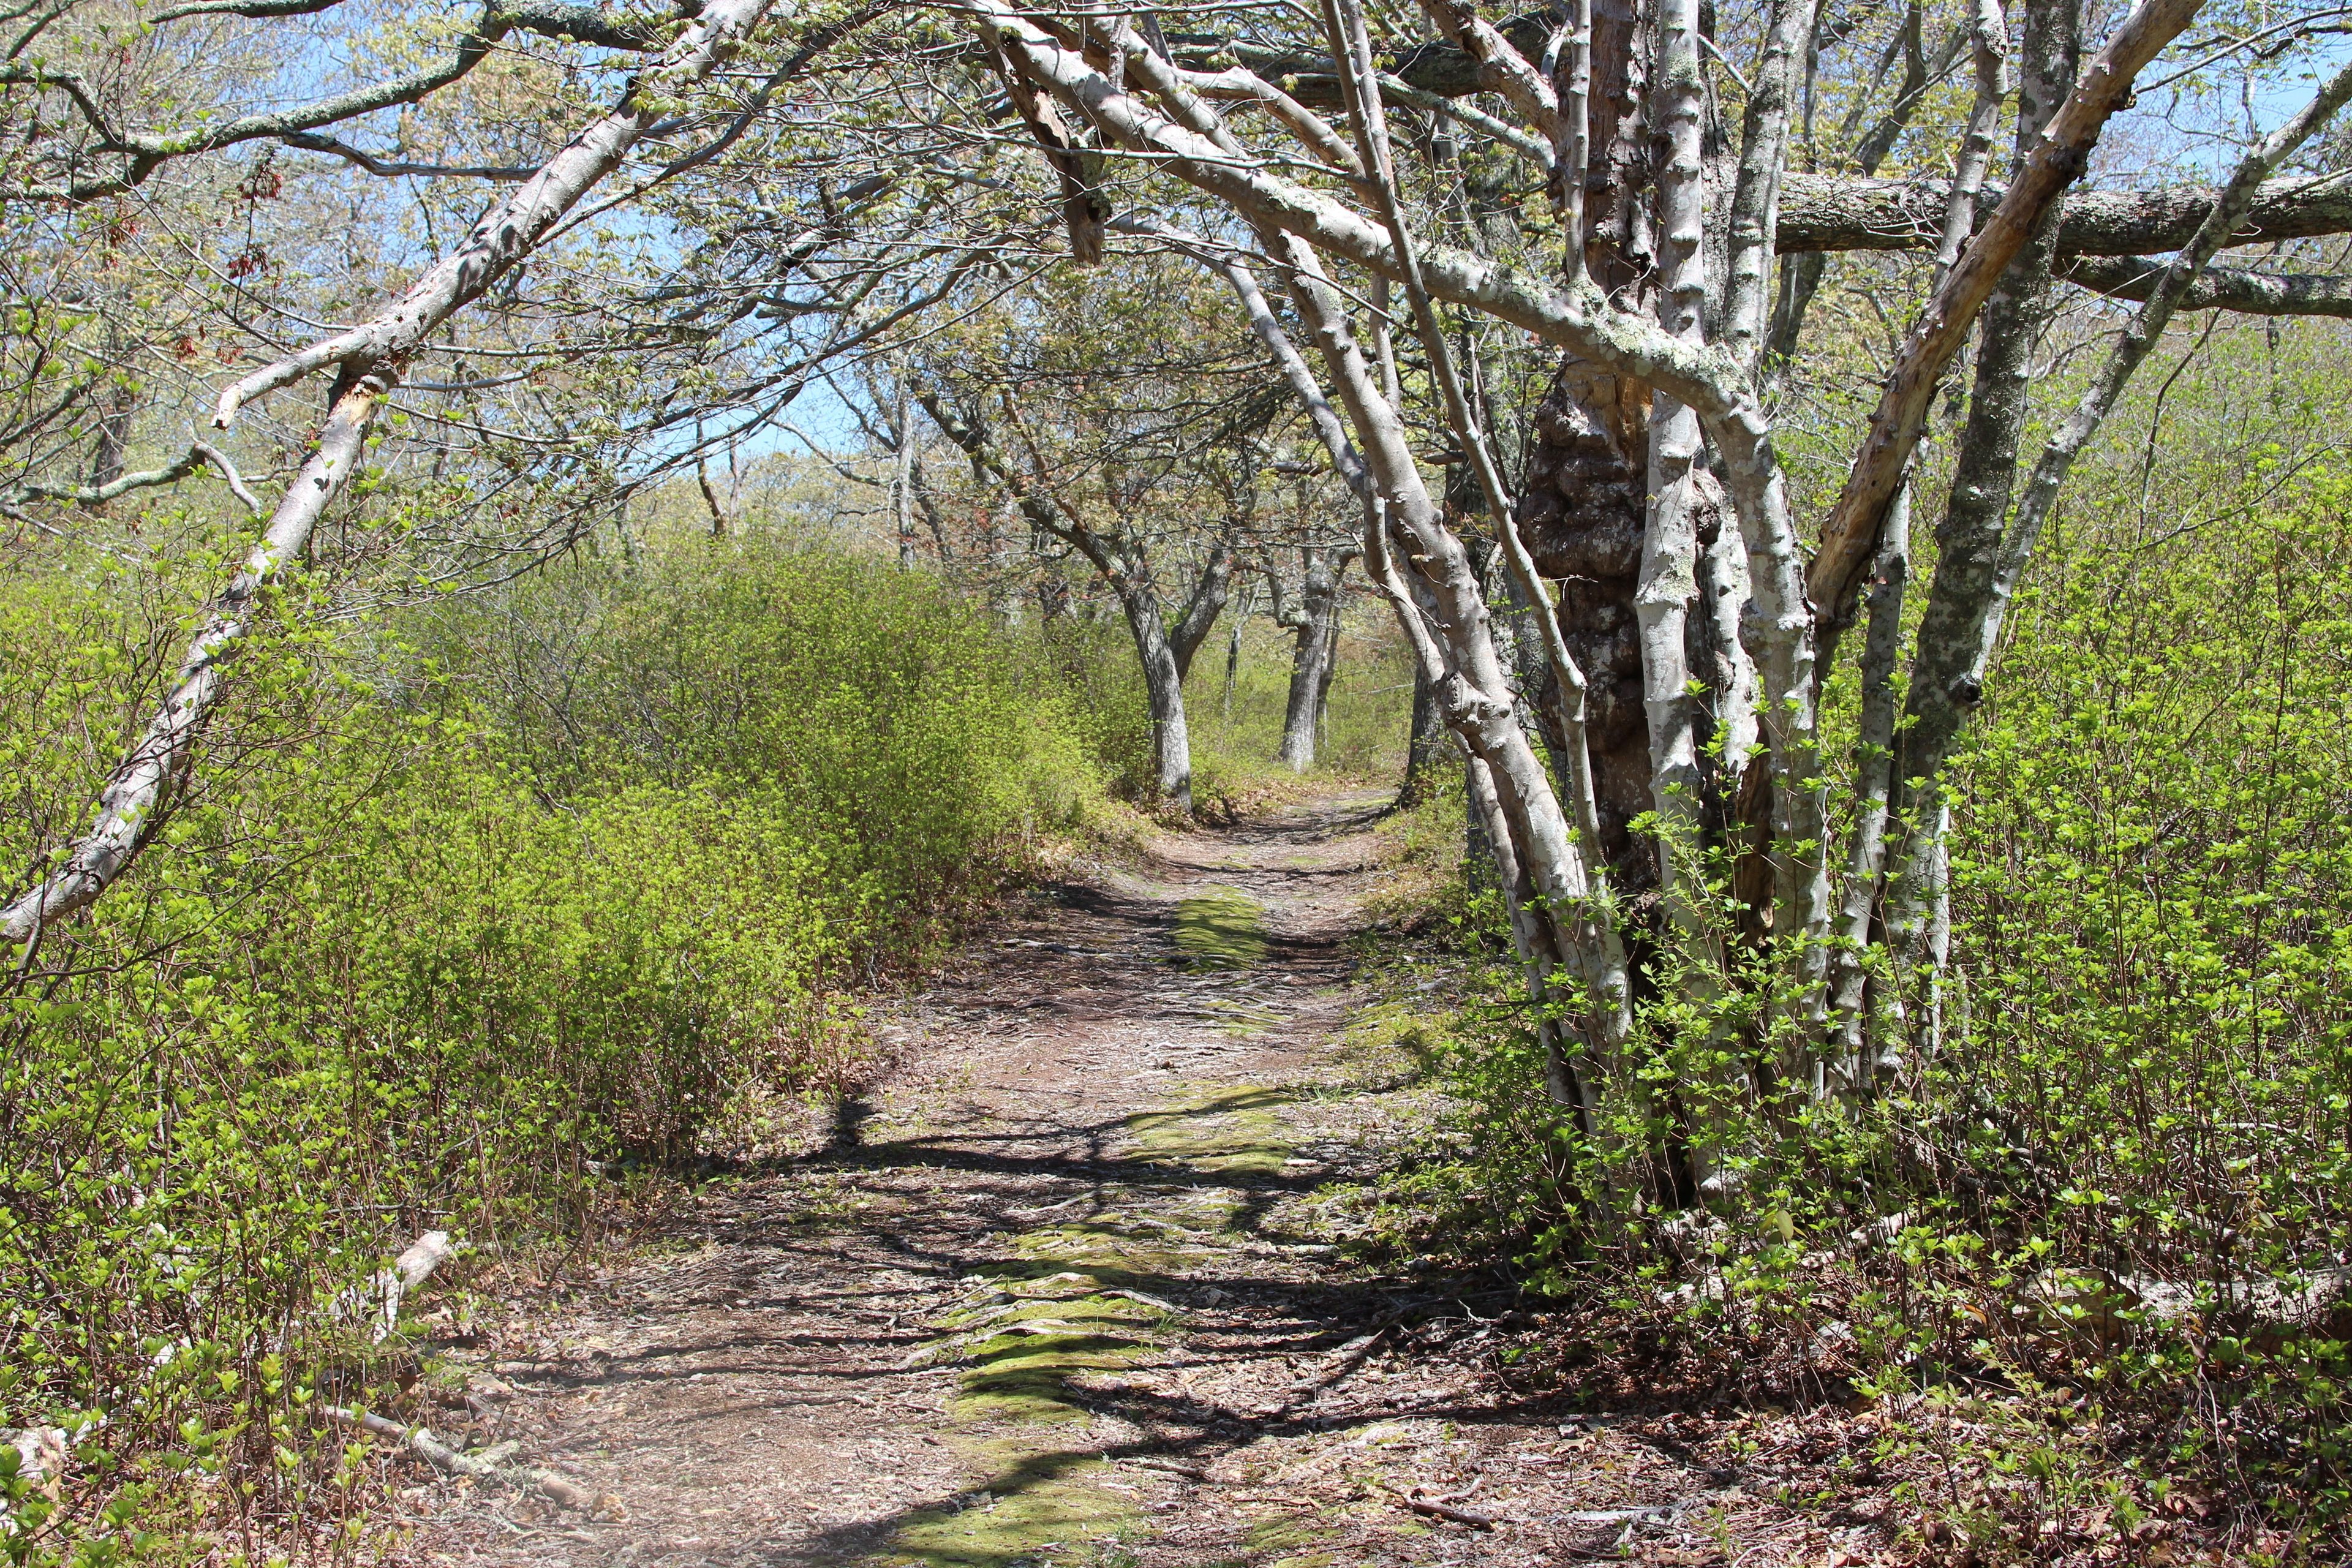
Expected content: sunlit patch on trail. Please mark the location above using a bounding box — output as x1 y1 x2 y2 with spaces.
883 1440 1140 1567
1171 887 1267 968
1121 1082 1300 1175
878 1063 1316 1566
882 1267 1176 1565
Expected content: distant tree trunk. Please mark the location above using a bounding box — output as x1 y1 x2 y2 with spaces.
1115 562 1196 810
986 503 1022 628
892 379 918 569
1222 583 1251 718
1275 546 1351 771
88 374 138 490
910 455 953 561
696 459 729 538
1167 542 1237 679
1400 659 1449 804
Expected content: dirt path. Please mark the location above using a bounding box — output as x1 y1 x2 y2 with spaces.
409 793 1849 1568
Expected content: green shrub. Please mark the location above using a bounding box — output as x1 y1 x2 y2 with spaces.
0 530 1123 1561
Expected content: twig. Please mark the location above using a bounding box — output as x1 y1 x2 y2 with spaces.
1128 1457 1215 1481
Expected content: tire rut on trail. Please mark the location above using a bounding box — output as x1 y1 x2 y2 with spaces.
410 793 1840 1568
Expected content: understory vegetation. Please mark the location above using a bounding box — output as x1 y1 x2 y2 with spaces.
1184 611 1420 810
1363 325 2352 1557
0 527 1145 1560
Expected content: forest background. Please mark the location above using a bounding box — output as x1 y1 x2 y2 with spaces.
4 0 2352 1559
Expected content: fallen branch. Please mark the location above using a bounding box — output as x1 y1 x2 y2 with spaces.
322 1406 594 1510
378 1231 457 1337
1127 1457 1215 1481
331 1228 459 1340
1 1426 68 1503
1399 1488 1497 1528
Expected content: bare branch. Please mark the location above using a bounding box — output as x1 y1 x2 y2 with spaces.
1779 168 2352 255
1180 64 1365 176
3 0 782 950
214 0 779 429
8 440 262 513
1415 0 1574 191
983 33 1107 265
2057 253 2352 315
1807 0 2204 629
279 130 537 181
1376 72 1554 168
1934 0 2009 285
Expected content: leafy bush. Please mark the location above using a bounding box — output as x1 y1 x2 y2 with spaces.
0 530 1131 1561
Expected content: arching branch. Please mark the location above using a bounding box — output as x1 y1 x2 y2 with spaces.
2 0 783 951
2058 253 2352 315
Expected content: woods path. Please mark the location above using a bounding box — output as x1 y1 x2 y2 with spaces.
412 793 1831 1568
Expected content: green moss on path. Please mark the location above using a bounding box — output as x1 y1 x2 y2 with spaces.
1121 1084 1298 1176
876 1061 1308 1567
1172 888 1268 968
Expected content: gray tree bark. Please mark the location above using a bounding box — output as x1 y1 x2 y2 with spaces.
1112 32 1632 1117
1273 548 1353 772
1879 0 2084 979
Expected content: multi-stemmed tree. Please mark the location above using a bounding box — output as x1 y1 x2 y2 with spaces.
958 0 2352 1196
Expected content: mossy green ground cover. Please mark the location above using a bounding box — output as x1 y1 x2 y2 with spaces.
880 970 1316 1565
1172 889 1270 969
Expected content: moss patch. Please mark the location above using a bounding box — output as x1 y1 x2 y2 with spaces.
1172 888 1267 968
1009 1218 1213 1277
881 1270 1171 1565
1121 1083 1299 1175
876 1049 1316 1565
885 1441 1136 1567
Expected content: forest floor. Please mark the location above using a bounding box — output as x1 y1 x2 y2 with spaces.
404 791 1888 1568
